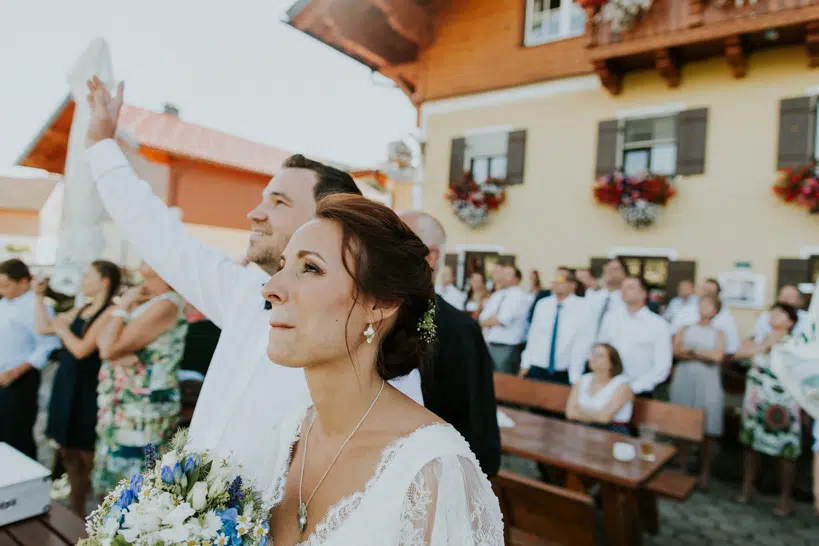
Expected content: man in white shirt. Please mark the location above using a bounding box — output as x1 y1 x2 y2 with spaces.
84 79 422 486
587 258 628 343
663 279 697 323
0 259 60 459
599 276 672 397
751 284 809 339
435 265 467 311
672 278 740 354
520 267 587 385
480 265 533 374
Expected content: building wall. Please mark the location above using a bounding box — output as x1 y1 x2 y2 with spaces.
421 46 819 334
417 0 591 101
0 210 40 236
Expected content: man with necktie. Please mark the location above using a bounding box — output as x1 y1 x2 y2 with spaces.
520 267 588 385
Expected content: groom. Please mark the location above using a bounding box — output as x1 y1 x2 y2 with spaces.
83 78 422 486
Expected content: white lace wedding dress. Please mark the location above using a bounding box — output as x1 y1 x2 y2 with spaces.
260 401 504 545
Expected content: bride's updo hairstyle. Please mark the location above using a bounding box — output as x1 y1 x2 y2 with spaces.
315 194 435 381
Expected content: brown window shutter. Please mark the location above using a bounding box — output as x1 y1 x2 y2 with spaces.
595 120 619 177
449 137 466 187
589 257 609 278
505 130 527 185
444 253 458 271
675 108 708 175
776 258 811 292
665 260 697 300
497 254 517 267
777 97 816 169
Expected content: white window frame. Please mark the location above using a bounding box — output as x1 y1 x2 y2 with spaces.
524 0 585 47
616 114 679 176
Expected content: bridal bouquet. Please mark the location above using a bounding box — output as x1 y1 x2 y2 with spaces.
79 431 270 546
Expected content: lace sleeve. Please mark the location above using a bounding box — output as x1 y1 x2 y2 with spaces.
397 454 503 546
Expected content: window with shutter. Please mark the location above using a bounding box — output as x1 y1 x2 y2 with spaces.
665 261 697 300
444 253 458 272
505 130 527 185
589 257 609 278
776 258 811 292
776 97 816 169
448 137 466 187
675 108 708 175
497 254 517 267
595 120 619 177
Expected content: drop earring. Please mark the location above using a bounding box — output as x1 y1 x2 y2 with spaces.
363 323 375 344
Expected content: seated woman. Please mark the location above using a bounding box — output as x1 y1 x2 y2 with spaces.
34 260 121 516
669 295 726 490
566 343 634 435
734 302 800 517
92 262 188 499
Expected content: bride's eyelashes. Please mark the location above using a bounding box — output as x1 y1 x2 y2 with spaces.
299 261 323 277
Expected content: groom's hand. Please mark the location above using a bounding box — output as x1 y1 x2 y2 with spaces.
86 76 124 148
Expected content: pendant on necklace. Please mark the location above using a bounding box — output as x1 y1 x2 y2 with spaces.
297 503 308 533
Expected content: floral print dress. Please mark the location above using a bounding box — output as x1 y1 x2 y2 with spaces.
93 292 188 496
739 349 802 460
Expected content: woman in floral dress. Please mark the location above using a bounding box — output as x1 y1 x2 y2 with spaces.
735 302 800 516
92 263 187 498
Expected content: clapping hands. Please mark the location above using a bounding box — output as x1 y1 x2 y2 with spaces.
86 76 124 148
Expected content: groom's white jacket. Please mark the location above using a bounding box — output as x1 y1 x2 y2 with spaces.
87 139 423 487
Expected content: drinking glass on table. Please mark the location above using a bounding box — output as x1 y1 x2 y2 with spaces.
638 424 657 462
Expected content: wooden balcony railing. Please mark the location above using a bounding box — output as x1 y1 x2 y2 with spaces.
586 0 819 93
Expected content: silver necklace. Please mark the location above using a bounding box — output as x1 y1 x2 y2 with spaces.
297 379 385 534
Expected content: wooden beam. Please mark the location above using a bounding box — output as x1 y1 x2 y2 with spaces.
655 48 680 87
593 60 622 95
324 0 419 66
724 35 747 78
369 0 434 47
807 21 819 68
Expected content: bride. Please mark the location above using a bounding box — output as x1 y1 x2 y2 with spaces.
258 194 503 545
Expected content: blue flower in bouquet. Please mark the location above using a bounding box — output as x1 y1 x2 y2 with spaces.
144 443 157 470
184 453 201 475
160 464 175 485
228 476 246 507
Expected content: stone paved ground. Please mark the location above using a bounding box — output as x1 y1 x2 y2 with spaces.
503 454 818 545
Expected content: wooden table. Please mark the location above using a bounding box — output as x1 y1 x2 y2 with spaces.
500 408 676 546
1 503 87 545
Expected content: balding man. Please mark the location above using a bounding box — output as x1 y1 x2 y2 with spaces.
399 211 501 478
752 284 809 339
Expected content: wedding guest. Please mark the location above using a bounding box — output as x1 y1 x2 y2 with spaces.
751 284 808 339
400 211 501 477
575 267 598 297
597 276 672 398
84 77 423 486
664 279 696 323
669 295 726 489
0 259 60 459
734 303 800 517
435 264 467 311
566 343 634 434
264 195 502 544
672 278 740 355
34 260 121 515
464 271 489 320
528 269 542 295
92 262 188 497
586 258 628 344
480 265 534 374
520 267 587 385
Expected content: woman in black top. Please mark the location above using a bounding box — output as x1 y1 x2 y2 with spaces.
35 260 120 516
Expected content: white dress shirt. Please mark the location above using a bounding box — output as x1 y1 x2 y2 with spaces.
599 306 673 394
671 304 740 354
0 291 60 375
663 295 698 323
479 286 533 345
87 139 423 487
751 309 809 340
436 284 467 311
587 289 626 342
520 294 588 383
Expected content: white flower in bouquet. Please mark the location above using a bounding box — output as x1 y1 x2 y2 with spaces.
79 431 271 546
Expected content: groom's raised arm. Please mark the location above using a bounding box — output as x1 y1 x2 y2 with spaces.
87 138 259 328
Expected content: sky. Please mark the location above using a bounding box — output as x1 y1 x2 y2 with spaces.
0 0 418 174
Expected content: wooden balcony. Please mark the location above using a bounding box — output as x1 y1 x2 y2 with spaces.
588 0 819 94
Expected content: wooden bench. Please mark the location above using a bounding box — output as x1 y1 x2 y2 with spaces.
1 503 87 545
492 470 596 546
494 373 702 502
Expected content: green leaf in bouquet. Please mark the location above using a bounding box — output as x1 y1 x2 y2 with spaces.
112 536 132 546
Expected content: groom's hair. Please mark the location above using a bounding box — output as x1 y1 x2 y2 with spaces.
282 154 362 201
